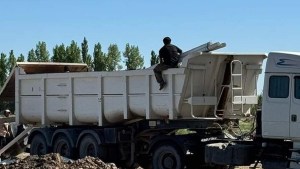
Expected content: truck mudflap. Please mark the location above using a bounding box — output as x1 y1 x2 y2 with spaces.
205 142 256 165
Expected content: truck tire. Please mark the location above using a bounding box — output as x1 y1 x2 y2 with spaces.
79 135 107 159
152 144 184 169
30 134 48 155
53 135 74 159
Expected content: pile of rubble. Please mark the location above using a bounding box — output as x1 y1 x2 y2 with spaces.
0 153 119 169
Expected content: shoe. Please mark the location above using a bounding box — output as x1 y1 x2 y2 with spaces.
159 82 166 90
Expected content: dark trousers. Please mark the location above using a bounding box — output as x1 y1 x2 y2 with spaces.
153 64 173 83
0 136 6 149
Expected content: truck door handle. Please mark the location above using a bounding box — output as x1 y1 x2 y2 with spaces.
292 114 297 122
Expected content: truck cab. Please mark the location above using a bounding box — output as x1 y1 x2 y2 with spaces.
262 52 300 140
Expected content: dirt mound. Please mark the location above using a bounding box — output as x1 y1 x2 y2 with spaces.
0 153 119 169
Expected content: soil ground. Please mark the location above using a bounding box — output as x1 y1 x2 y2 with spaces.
0 153 120 169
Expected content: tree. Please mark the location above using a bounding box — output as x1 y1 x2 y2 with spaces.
93 43 106 71
150 50 159 66
52 44 66 62
27 49 37 62
106 44 121 71
52 45 60 62
0 53 9 111
81 37 88 64
85 54 93 68
35 41 50 62
66 40 81 63
0 53 7 87
17 54 25 62
8 50 16 72
123 43 144 70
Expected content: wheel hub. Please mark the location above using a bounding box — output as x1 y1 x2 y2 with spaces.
87 144 96 156
161 153 176 169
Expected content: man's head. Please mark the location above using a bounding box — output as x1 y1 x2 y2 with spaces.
163 37 171 45
4 109 10 117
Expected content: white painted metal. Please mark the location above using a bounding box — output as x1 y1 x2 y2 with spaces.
233 96 258 104
265 51 300 73
231 60 244 117
262 52 300 140
0 45 266 126
179 41 226 61
261 52 300 141
187 97 217 106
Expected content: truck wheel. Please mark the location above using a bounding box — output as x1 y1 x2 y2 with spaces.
30 134 48 155
152 144 184 169
53 136 74 159
79 135 107 159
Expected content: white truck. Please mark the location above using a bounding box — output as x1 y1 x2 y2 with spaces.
0 42 299 169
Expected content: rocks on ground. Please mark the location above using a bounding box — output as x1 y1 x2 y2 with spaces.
0 153 119 169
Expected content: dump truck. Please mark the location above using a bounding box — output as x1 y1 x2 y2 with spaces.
0 41 299 169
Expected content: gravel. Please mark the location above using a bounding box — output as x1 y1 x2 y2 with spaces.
0 153 262 169
0 153 119 169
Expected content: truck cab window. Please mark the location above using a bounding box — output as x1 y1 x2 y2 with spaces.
295 76 300 99
269 76 289 98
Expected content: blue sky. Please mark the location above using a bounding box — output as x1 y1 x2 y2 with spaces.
1 0 300 93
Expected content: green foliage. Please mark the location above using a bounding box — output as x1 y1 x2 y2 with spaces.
66 40 82 63
150 50 159 66
81 37 88 64
0 53 7 87
1 38 153 74
35 41 50 62
107 44 121 71
17 54 25 62
123 43 144 70
52 44 67 62
85 54 93 69
8 50 16 72
27 49 37 62
93 43 106 71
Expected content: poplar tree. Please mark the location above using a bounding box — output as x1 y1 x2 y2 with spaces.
93 43 106 71
52 45 60 62
8 50 16 72
66 40 81 63
123 43 144 70
52 44 66 62
35 41 50 62
27 49 37 62
81 37 88 64
86 54 93 68
106 44 121 71
0 53 7 86
17 54 25 62
150 50 159 66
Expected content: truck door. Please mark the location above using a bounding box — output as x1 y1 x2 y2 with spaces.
290 75 300 139
263 74 290 138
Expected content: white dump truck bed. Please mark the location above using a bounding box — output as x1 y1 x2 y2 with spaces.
0 48 266 126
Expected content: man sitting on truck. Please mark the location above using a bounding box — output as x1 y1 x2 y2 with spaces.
154 37 182 90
